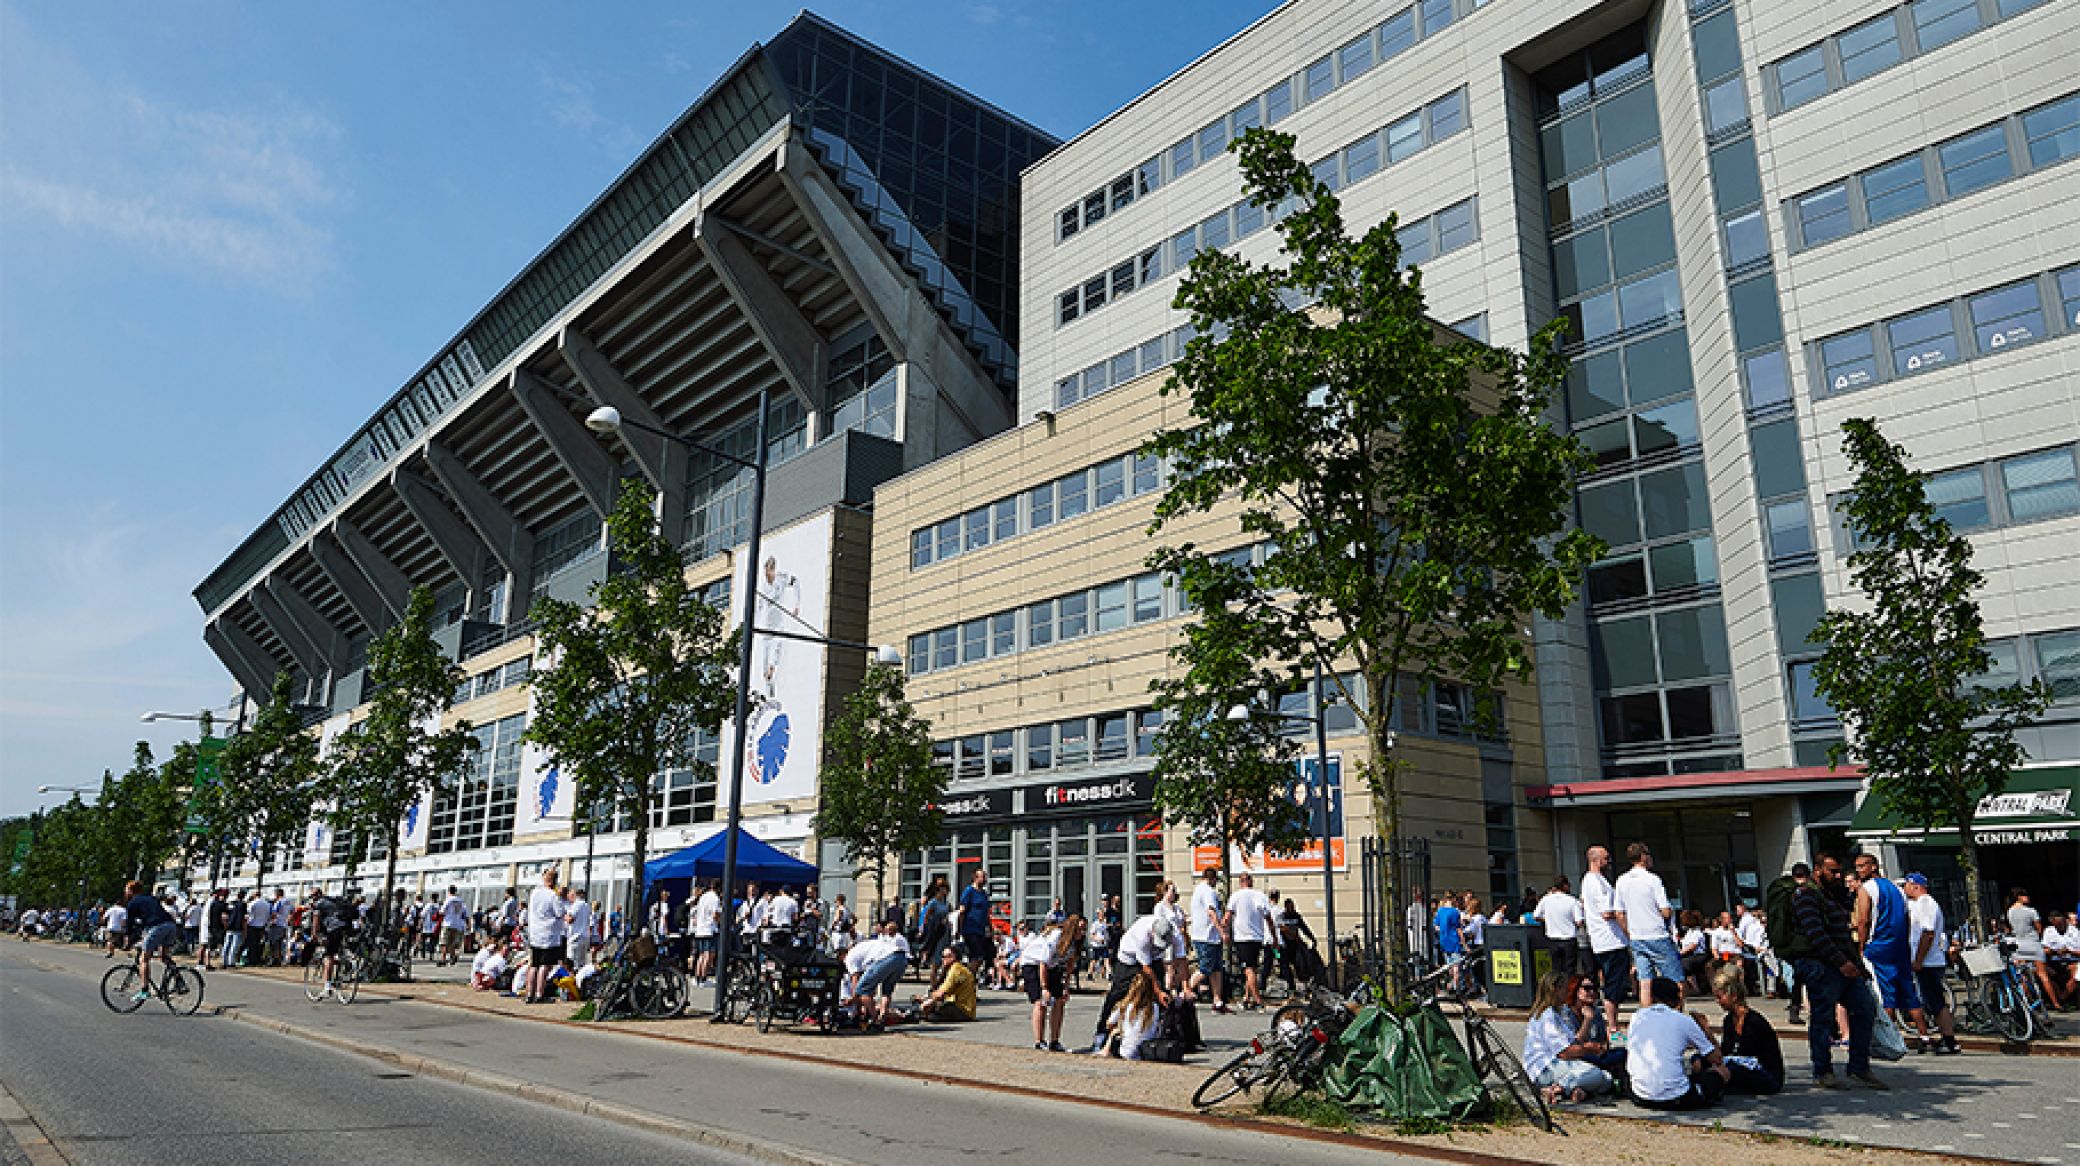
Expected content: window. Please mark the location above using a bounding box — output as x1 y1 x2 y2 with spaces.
1724 210 1768 268
1057 291 1079 327
933 628 957 671
1233 199 1265 239
1097 714 1130 761
989 731 1015 776
964 508 990 552
1170 229 1197 271
1938 124 2012 196
1704 77 1748 134
1057 470 1088 519
1230 98 1262 140
1200 210 1231 251
1743 348 1791 411
1775 45 1828 110
910 529 933 569
1968 281 2044 352
1304 55 1335 104
1338 33 1375 81
992 498 1018 542
1110 262 1135 299
1820 329 1877 392
1058 719 1091 767
1604 144 1665 206
1093 458 1126 508
990 612 1017 657
1094 582 1128 633
1727 272 1782 351
1788 662 1833 723
1397 219 1434 267
2022 93 2080 166
1839 13 1903 83
2060 266 2080 328
1925 465 1991 530
1027 481 1054 529
1436 199 1478 253
1344 134 1381 183
1380 7 1418 58
1794 183 1851 246
1385 112 1424 164
1641 463 1711 539
1026 600 1055 648
1169 137 1195 179
1765 499 1814 559
1132 452 1161 494
1264 78 1295 125
1111 175 1135 213
1130 573 1165 623
1886 304 1959 376
1710 139 1762 212
1419 0 1454 35
1057 591 1088 640
1197 120 1227 166
1430 90 1467 140
1027 723 1054 771
2001 448 2080 521
1911 0 1981 51
2037 631 2080 700
1861 153 1930 224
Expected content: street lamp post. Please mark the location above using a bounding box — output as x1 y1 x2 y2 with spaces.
1228 659 1341 987
587 392 902 1021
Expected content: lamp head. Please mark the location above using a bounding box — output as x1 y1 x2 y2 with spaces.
873 645 903 667
585 406 623 435
141 712 158 723
1225 704 1251 722
37 784 51 793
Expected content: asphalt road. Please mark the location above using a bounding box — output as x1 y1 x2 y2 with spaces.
1 942 1423 1166
0 949 751 1166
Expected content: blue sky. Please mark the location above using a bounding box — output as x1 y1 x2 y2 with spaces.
0 1 1274 817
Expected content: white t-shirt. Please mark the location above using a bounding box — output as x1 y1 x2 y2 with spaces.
471 947 502 975
442 895 469 930
1533 892 1582 940
692 891 722 938
1613 867 1672 943
526 884 567 949
246 897 273 928
767 893 799 928
1581 871 1627 952
843 934 910 975
1521 1006 1578 1080
1156 901 1189 957
568 900 594 943
1737 913 1767 953
1016 931 1057 966
185 902 205 928
105 905 128 935
1464 912 1486 948
1118 1003 1161 1060
1907 895 1948 968
1708 926 1741 958
1229 888 1275 943
1625 1003 1716 1102
271 898 293 927
2045 924 2080 956
1188 883 1223 944
1117 916 1164 967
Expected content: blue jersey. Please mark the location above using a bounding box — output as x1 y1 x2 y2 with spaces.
1865 877 1911 963
1435 905 1464 954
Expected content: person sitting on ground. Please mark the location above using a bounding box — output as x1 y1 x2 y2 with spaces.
993 925 1020 991
914 944 978 1022
1522 971 1620 1104
1105 970 1164 1061
1677 909 1712 993
1707 964 1783 1094
471 939 509 990
1626 977 1730 1111
1708 911 1742 968
2041 908 2078 1011
843 920 912 1030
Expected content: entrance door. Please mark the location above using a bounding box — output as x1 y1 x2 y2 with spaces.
1098 862 1125 924
1061 865 1086 928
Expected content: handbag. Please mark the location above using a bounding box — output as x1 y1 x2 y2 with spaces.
1863 960 1907 1062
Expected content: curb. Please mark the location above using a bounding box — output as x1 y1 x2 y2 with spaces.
215 1006 867 1166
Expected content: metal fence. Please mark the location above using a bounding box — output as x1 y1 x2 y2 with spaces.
1359 834 1432 992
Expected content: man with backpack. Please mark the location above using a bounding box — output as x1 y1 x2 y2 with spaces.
1764 863 1813 1026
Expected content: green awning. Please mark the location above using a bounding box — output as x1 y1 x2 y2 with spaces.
1847 764 2078 847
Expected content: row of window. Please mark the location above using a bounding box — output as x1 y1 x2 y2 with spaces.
1053 89 1470 329
1787 626 2080 724
911 449 1166 569
426 712 523 855
905 560 1199 677
1768 0 2052 115
1834 442 2080 543
826 328 899 441
1813 265 2080 396
1055 325 1192 412
1789 93 2080 252
453 655 533 706
1592 602 1733 693
1051 1 1490 244
529 509 604 597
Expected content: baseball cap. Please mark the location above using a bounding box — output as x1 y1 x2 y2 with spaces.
1904 872 1929 888
1150 915 1177 947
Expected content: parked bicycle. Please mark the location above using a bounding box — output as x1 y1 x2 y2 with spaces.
1407 955 1554 1132
1954 940 2052 1043
1192 982 1359 1109
101 949 205 1016
590 932 688 1022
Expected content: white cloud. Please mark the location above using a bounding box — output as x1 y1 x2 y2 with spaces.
967 5 1004 25
537 70 638 156
0 17 345 290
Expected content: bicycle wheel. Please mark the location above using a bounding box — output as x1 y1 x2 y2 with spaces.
755 978 778 1033
1984 977 2033 1042
303 958 328 1002
1262 1036 1329 1109
1468 1017 1553 1132
101 965 146 1014
721 964 760 1024
1192 1042 1284 1110
164 966 206 1016
632 965 687 1020
336 954 362 1005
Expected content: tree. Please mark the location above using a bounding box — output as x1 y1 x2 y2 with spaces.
104 742 185 886
813 661 943 923
1812 418 2051 937
1143 128 1602 991
218 673 323 890
525 482 738 920
323 586 477 922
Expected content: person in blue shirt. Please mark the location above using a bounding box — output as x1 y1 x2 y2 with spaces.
1851 853 1923 1035
958 868 995 964
1435 894 1466 992
123 881 180 1002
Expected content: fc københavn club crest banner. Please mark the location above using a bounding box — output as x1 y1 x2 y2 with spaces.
719 511 833 806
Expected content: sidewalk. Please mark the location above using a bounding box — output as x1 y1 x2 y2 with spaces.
215 950 2078 1165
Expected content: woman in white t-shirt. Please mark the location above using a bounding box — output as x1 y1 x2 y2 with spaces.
1112 971 1163 1060
1153 882 1190 992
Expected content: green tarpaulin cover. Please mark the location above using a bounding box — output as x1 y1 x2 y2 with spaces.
1322 1004 1488 1122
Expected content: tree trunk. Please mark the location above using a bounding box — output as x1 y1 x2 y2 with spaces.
1368 668 1407 1001
632 807 649 931
382 823 403 935
1957 798 1986 943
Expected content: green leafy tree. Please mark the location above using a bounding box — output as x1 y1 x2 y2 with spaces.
1143 128 1601 989
103 742 185 887
218 673 323 890
1812 418 2052 936
525 482 738 919
323 586 477 922
813 661 943 922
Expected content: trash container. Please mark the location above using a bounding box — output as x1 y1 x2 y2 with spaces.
1482 923 1551 1009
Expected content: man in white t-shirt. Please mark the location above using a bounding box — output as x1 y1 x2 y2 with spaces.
439 886 469 965
767 886 800 934
1225 873 1276 1010
843 921 911 1028
1902 873 1959 1054
1580 846 1630 1028
1090 912 1175 1052
1532 877 1583 975
1625 977 1728 1110
244 890 274 966
1188 867 1229 1013
1613 842 1679 1004
102 902 128 958
525 867 567 1004
1735 904 1769 995
691 880 723 985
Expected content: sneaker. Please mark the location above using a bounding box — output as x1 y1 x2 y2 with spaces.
1812 1074 1846 1090
1034 1041 1047 1051
1787 1010 1805 1026
132 989 151 1003
1048 1041 1066 1053
1847 1071 1889 1091
1935 1040 1962 1055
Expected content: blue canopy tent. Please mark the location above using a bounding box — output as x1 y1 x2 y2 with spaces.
642 828 819 912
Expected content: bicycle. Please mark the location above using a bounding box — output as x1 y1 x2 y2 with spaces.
1956 942 2034 1042
1192 983 1359 1109
1409 955 1555 1132
101 949 206 1016
590 933 688 1022
304 938 364 1005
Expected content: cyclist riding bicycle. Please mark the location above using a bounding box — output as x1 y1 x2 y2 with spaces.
124 880 179 1003
309 886 353 989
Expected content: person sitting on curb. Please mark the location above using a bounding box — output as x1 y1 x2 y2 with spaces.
1102 972 1164 1060
471 939 509 990
1626 977 1730 1111
912 944 977 1022
1707 964 1783 1094
1522 970 1622 1104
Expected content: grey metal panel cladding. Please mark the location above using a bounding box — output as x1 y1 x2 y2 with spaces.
538 554 608 609
432 620 468 663
760 429 904 533
331 668 365 715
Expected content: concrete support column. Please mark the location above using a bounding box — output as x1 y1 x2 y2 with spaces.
510 369 620 519
390 466 490 610
694 216 827 415
425 442 534 615
310 530 396 638
557 327 686 537
205 618 283 699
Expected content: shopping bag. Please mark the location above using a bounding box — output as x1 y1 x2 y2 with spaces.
1864 960 1906 1062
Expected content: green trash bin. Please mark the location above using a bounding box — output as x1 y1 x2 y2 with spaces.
1481 922 1550 1009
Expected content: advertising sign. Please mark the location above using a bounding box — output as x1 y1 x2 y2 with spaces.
1192 753 1347 873
719 512 833 806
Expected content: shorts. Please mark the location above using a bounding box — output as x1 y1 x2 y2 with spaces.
441 926 464 945
694 935 718 956
530 944 563 967
1019 963 1065 1002
322 929 348 957
961 932 993 963
1869 960 1922 1012
1194 941 1223 975
1630 937 1682 983
857 953 908 999
1442 949 1465 965
139 922 178 954
1233 940 1264 972
1914 967 1949 1017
